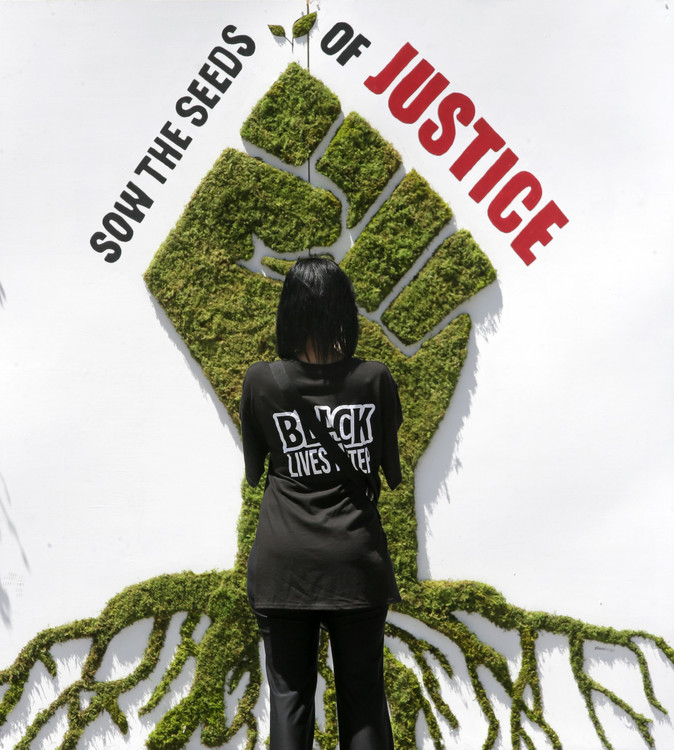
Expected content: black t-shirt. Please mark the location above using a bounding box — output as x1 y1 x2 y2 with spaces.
240 357 403 610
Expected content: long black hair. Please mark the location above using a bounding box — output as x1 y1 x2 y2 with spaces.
276 257 359 362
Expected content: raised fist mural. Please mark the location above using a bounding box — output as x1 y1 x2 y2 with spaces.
1 41 673 750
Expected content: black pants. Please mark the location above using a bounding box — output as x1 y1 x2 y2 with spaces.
255 606 394 750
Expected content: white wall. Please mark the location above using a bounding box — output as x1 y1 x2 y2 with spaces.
1 1 673 747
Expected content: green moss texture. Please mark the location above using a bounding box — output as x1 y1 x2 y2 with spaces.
383 229 497 344
240 63 340 166
316 111 402 228
341 170 452 312
2 574 672 750
292 12 317 39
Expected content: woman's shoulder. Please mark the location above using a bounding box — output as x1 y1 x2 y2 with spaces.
349 358 396 384
242 360 273 387
243 358 395 388
244 360 271 374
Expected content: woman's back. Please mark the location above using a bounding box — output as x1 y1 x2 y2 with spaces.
241 356 402 610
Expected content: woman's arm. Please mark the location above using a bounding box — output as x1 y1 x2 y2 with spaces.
240 367 269 486
380 366 403 489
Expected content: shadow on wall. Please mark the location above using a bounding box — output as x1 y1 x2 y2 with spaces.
145 293 242 448
0 586 8 628
0 291 9 620
416 279 503 580
0 473 31 627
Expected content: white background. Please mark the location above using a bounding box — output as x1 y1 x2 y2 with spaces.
1 0 673 731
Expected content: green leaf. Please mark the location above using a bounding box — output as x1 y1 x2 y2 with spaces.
292 12 317 39
268 24 286 38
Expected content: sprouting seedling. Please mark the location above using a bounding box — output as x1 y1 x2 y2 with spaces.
268 11 317 68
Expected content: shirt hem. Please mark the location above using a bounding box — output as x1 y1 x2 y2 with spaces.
249 595 401 611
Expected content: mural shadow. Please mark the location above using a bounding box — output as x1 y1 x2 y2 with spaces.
0 637 92 748
0 472 31 627
416 279 503 579
145 293 241 447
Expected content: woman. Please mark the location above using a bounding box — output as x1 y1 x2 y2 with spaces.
240 257 403 749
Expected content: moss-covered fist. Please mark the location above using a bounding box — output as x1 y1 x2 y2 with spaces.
144 65 498 583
